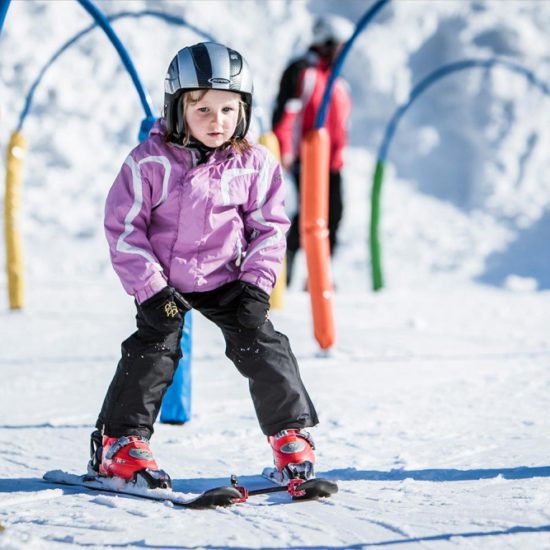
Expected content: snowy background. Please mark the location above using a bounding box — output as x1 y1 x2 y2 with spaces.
1 0 550 548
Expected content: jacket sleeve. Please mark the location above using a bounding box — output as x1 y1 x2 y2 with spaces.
328 78 352 171
104 153 168 303
239 151 290 294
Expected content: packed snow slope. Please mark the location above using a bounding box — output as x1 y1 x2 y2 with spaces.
1 1 550 549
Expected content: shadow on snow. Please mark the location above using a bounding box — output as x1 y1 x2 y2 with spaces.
2 464 550 495
44 523 550 548
3 468 550 548
319 464 550 482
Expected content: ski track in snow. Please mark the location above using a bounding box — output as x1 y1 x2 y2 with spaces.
1 284 550 548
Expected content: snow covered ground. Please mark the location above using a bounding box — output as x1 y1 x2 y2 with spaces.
1 0 550 548
1 282 550 548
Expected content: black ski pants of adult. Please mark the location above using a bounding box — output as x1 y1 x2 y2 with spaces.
96 282 319 440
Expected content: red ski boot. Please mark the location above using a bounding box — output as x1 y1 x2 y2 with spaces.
95 435 171 489
268 429 316 482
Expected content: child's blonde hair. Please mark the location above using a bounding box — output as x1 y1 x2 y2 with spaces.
179 90 251 153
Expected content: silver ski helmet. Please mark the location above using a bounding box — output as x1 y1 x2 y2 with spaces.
163 42 254 142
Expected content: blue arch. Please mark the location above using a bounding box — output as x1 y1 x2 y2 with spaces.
17 9 214 130
0 0 11 34
315 0 390 129
378 58 550 162
370 58 550 291
76 0 152 120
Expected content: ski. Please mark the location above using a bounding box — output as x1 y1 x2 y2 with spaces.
42 469 338 508
42 470 241 509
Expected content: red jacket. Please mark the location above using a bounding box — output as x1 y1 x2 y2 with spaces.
272 50 351 172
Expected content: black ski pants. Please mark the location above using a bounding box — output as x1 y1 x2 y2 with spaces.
96 282 318 439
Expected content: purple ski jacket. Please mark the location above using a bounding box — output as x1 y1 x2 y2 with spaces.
104 124 289 303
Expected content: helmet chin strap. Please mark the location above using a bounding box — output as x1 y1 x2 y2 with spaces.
232 99 250 139
175 94 187 141
233 118 246 139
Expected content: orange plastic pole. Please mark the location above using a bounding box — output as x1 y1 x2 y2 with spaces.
300 128 334 349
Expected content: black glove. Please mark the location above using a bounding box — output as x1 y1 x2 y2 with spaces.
220 281 270 329
138 286 190 333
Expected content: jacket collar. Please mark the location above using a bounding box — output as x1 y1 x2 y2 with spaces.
185 141 235 167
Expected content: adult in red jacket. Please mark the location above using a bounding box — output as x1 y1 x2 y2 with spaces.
272 14 353 285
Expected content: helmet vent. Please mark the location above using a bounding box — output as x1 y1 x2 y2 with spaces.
228 50 243 78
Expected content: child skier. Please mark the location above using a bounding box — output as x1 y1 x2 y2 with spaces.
88 42 319 489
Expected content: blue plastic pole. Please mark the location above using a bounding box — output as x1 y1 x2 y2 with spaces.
0 0 11 34
161 312 193 424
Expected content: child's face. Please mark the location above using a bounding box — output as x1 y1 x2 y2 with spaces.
185 89 241 148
